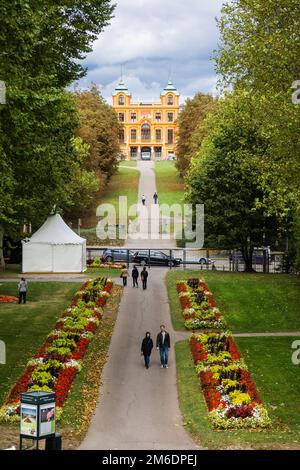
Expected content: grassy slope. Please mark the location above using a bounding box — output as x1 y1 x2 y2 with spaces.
154 161 185 210
176 337 300 449
0 282 79 405
81 166 140 245
166 270 300 332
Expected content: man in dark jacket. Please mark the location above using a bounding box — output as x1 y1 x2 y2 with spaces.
132 265 139 288
156 324 170 368
141 267 148 290
141 332 153 369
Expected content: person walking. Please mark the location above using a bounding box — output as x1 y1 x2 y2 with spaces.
156 324 170 369
18 277 28 304
153 192 158 204
141 267 148 290
141 332 154 369
132 265 139 288
141 194 146 206
120 265 129 287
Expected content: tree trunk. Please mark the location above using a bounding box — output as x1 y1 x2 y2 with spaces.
241 245 255 272
0 224 5 271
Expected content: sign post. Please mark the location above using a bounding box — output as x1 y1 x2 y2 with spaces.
20 391 56 450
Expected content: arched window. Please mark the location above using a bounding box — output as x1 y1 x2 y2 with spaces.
118 94 125 105
141 123 151 141
167 94 174 105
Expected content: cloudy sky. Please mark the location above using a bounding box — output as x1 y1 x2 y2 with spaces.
77 0 225 104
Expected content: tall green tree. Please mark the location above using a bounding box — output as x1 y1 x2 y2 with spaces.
176 93 217 176
186 91 280 272
73 86 122 181
0 1 115 268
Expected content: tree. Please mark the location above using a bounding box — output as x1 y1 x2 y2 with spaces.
0 1 115 268
176 93 217 176
186 92 279 272
73 86 122 180
215 0 300 267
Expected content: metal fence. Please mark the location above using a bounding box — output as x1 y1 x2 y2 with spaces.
86 247 286 274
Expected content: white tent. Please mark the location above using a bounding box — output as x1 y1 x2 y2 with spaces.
22 214 87 273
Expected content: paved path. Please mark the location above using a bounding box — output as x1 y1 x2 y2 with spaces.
81 162 197 450
127 161 176 249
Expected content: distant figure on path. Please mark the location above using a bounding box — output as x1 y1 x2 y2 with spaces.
156 325 170 369
18 278 28 304
141 194 146 206
141 267 148 290
141 332 154 369
120 265 129 287
153 192 158 204
132 265 139 288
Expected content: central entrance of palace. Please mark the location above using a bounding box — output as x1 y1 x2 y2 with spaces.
141 147 151 160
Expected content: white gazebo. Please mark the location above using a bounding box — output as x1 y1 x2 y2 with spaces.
22 214 87 273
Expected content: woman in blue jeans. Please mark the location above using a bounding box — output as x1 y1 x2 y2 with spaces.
141 332 153 369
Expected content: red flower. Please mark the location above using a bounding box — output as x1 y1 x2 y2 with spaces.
55 367 77 407
0 295 18 303
227 336 241 361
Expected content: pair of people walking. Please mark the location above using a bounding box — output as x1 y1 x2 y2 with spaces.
141 192 158 205
140 325 170 369
121 265 149 290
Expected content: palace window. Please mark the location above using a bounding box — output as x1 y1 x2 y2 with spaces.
155 129 162 141
131 129 137 141
131 112 137 122
118 95 125 105
141 123 151 141
167 112 174 122
155 112 161 122
167 129 174 144
118 113 125 122
154 147 162 159
167 94 174 105
119 129 125 144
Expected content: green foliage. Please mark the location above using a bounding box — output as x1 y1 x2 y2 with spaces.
73 86 122 180
176 93 217 176
186 91 280 270
214 0 300 266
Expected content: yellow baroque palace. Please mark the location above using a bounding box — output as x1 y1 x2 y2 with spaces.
112 79 179 160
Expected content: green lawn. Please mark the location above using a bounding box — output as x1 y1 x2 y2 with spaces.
154 161 185 211
0 282 79 405
118 160 137 167
86 267 121 278
176 337 300 449
166 271 300 333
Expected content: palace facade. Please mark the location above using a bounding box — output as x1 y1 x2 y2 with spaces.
112 79 179 160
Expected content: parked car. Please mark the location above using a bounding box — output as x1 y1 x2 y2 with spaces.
230 247 271 265
132 250 182 267
199 257 215 265
101 249 134 263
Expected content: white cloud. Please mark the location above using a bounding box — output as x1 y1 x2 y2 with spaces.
76 0 224 101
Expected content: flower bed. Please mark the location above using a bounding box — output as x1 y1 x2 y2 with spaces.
0 295 18 303
87 257 123 269
176 278 226 330
191 331 271 429
0 277 113 422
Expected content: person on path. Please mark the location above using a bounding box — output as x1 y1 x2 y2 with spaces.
18 278 28 304
153 192 158 204
132 265 139 288
156 324 170 369
120 265 129 287
141 267 148 290
141 194 146 206
141 332 154 369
